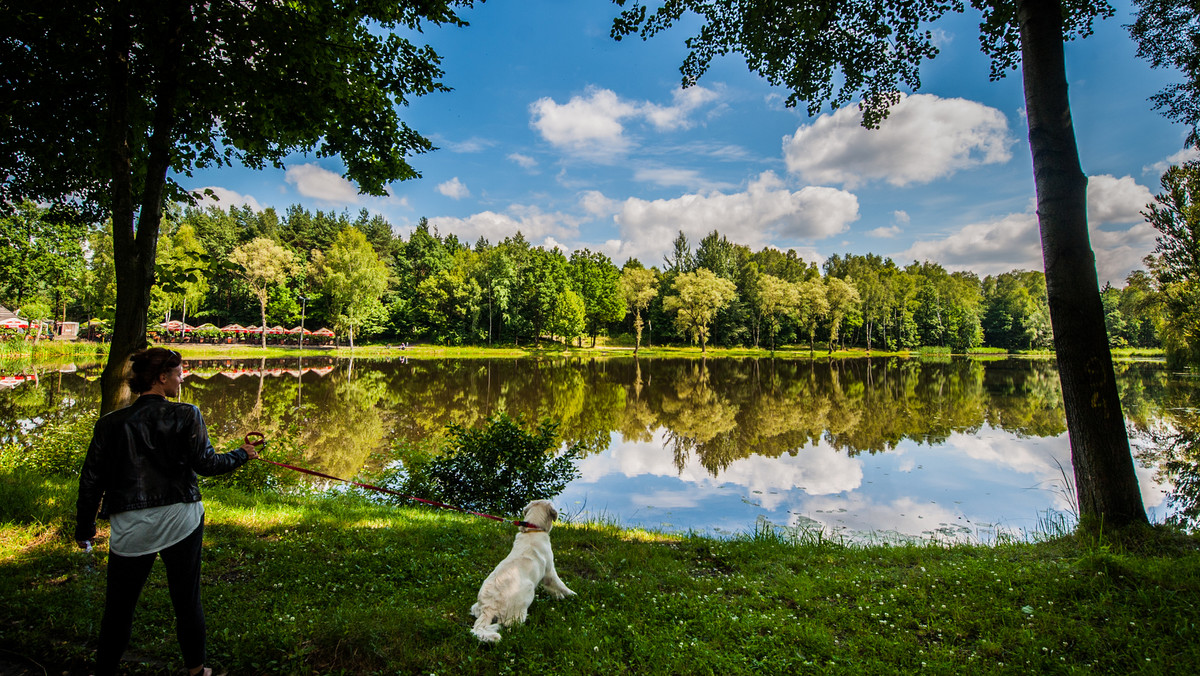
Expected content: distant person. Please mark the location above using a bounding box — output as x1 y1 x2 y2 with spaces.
75 347 260 676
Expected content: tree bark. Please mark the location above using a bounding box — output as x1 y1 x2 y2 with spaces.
1017 0 1147 528
100 1 186 414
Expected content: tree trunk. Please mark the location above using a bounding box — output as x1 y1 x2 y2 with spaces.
634 308 642 355
99 1 186 414
1017 0 1147 528
259 295 268 349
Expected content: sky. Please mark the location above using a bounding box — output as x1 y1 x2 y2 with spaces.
182 0 1199 285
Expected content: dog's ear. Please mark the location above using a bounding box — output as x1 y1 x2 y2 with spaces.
549 506 558 522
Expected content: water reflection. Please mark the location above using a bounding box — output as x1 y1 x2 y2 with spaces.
2 355 1194 541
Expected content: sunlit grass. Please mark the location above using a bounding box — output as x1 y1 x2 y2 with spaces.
2 472 1198 675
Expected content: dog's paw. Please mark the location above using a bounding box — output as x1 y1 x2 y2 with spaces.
550 588 577 599
472 626 502 643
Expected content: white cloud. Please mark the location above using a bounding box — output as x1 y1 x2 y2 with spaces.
610 171 859 265
642 85 721 131
868 225 902 238
437 177 471 200
893 210 911 224
427 205 579 247
509 153 538 170
579 190 617 218
632 166 735 192
784 93 1014 188
191 187 264 212
1143 147 1200 176
530 86 640 158
1087 174 1153 224
447 136 494 153
897 174 1157 283
530 85 722 160
284 163 360 204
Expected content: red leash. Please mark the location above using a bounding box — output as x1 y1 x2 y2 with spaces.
242 432 543 531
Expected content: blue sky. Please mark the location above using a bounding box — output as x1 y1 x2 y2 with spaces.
182 0 1197 285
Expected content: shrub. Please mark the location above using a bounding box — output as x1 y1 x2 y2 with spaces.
395 414 582 516
0 410 95 477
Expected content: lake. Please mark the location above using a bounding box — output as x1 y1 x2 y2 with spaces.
2 354 1191 543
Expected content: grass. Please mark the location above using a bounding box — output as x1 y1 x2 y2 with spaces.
0 338 108 361
2 471 1198 675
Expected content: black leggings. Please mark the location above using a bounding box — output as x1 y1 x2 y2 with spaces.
95 517 206 675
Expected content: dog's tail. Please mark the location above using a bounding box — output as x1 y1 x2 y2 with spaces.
471 608 503 643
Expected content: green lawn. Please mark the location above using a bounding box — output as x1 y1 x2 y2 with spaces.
2 471 1197 675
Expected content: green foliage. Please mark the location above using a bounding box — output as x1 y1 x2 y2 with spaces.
0 407 94 477
663 268 738 352
1130 0 1200 147
396 414 583 516
318 227 391 347
569 248 626 346
1145 161 1200 367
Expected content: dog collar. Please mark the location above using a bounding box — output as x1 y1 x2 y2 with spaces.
517 521 544 532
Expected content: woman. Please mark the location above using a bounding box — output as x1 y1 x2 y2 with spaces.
75 347 260 676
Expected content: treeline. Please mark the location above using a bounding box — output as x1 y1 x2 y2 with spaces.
0 201 1167 353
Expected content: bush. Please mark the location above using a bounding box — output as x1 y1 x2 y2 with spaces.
394 414 582 516
0 410 95 477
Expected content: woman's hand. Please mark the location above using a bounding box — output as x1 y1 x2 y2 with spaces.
241 443 260 460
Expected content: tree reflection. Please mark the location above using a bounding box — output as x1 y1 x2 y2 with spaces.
16 355 1194 491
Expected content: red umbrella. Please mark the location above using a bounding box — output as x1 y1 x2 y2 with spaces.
0 317 28 329
312 327 335 337
219 323 245 333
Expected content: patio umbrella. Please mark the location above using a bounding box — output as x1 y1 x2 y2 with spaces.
0 317 29 329
268 325 286 334
219 324 245 332
312 328 335 337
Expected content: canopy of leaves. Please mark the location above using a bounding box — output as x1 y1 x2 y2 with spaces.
1129 0 1200 147
397 414 583 515
0 0 473 212
611 0 1114 127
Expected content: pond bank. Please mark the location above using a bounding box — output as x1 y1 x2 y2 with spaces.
2 472 1197 675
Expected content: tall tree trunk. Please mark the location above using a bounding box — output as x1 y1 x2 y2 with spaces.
259 295 268 349
100 1 185 414
1017 0 1146 528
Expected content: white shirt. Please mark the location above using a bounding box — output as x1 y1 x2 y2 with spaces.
108 501 204 556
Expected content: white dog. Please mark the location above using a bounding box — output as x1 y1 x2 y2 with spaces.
470 500 575 643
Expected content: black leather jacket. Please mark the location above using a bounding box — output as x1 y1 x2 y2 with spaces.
75 394 249 542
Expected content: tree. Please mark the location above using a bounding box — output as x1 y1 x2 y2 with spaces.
664 230 696 273
549 289 587 345
230 238 297 349
1144 161 1200 366
319 227 391 350
825 277 862 354
663 268 737 353
621 265 659 354
1 1 472 412
155 223 209 327
518 247 572 344
611 0 1147 528
796 279 829 356
569 249 627 347
1130 0 1200 148
0 202 88 314
757 274 799 351
476 245 517 345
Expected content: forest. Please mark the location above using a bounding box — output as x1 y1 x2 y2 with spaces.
0 180 1187 358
